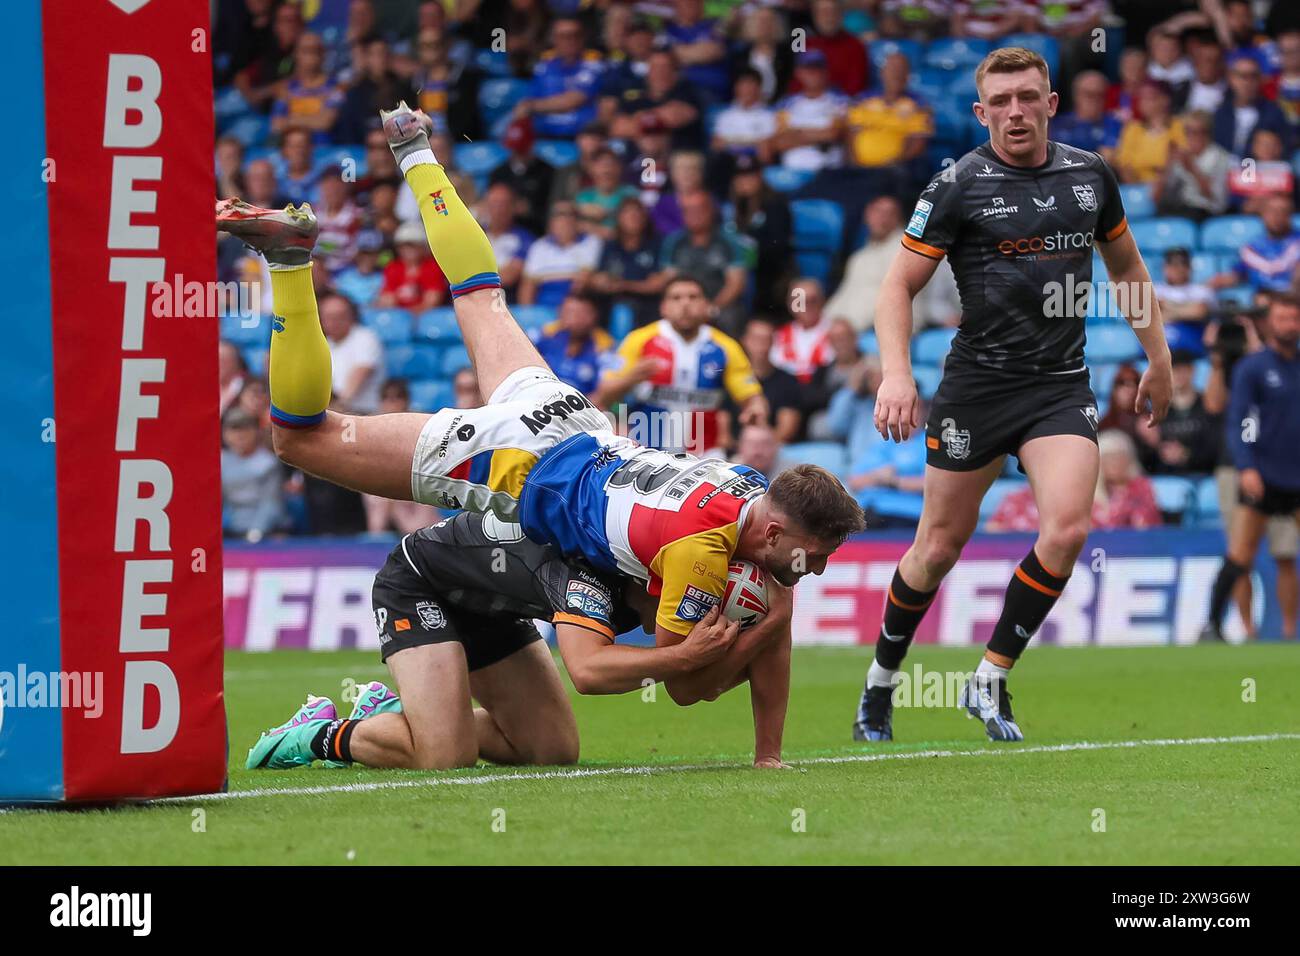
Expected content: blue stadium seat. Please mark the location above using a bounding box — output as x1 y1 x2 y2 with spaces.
408 379 454 413
909 68 948 104
416 307 461 342
478 78 529 125
782 441 849 477
1194 477 1222 526
220 313 267 347
441 344 471 377
1128 217 1197 254
979 478 1029 523
1199 215 1264 253
316 145 367 178
1217 285 1255 309
925 37 993 71
1191 251 1218 283
1193 358 1211 392
1091 251 1108 284
763 166 814 193
385 344 442 380
512 304 558 334
912 327 955 365
914 364 942 399
790 199 844 253
794 250 833 286
474 48 512 76
535 139 580 168
997 34 1060 75
609 303 635 341
221 112 270 148
858 330 879 356
455 141 508 178
1087 280 1126 324
868 38 924 73
1151 476 1196 518
933 102 972 141
1085 324 1142 363
361 307 413 344
242 347 269 378
1119 183 1156 221
1090 362 1120 401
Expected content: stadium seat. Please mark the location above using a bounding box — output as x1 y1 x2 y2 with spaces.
1128 217 1197 254
858 330 879 356
1191 251 1218 283
512 304 558 334
1090 362 1120 401
979 478 1029 522
1084 324 1142 363
1194 477 1222 526
914 364 942 399
909 69 947 104
455 141 508 178
219 312 267 347
416 307 461 342
1193 358 1211 392
441 344 471 377
912 327 955 365
242 347 269 378
1119 183 1156 221
997 34 1060 75
1087 280 1126 324
361 307 414 344
1199 215 1264 253
782 441 849 477
474 48 512 76
868 38 923 73
221 112 269 148
1151 476 1196 519
408 379 454 413
1091 251 1108 284
535 139 580 168
925 37 993 72
763 166 814 193
478 78 529 126
1217 285 1255 309
791 199 844 253
794 250 833 285
316 145 367 178
385 344 442 380
609 303 635 341
933 102 971 142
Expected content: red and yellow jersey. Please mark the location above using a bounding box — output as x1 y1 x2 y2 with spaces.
601 320 761 454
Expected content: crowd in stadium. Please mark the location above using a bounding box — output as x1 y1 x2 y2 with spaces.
212 0 1300 564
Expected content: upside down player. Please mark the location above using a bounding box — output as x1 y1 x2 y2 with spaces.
219 101 863 764
852 48 1173 742
247 511 794 771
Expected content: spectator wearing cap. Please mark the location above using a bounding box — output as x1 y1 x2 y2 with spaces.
221 406 288 542
320 291 384 416
725 153 792 316
519 201 603 307
334 35 416 144
378 221 448 311
270 31 342 144
488 117 556 237
661 0 731 104
771 50 848 173
659 190 749 335
731 4 793 104
530 294 615 397
334 229 388 307
741 317 806 444
575 148 640 241
1210 194 1300 296
1213 53 1289 158
588 196 667 328
845 52 932 171
314 167 362 275
1155 248 1216 341
278 127 321 206
1153 110 1232 220
363 379 443 534
1115 80 1186 184
1051 71 1123 161
480 182 535 296
711 70 778 161
515 17 605 139
608 49 704 152
796 0 870 97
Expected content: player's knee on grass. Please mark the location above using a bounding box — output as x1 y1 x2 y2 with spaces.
410 736 479 771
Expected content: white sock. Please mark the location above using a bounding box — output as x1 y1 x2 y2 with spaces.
398 148 439 175
976 657 1009 681
867 660 897 689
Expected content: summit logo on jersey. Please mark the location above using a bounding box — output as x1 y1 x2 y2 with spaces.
980 197 1019 218
906 198 933 238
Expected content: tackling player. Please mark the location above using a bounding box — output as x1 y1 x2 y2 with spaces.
247 511 795 771
851 48 1172 743
217 101 863 668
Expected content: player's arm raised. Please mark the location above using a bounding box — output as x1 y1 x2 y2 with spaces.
874 247 941 442
1097 227 1173 425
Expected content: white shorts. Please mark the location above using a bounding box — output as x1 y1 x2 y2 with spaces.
410 366 612 519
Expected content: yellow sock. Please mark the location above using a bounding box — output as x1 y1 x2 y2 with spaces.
402 160 500 297
267 264 332 428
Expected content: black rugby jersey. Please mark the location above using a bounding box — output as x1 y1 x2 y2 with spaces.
901 141 1128 378
396 511 641 639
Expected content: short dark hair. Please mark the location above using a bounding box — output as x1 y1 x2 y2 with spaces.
663 274 705 298
380 377 410 401
767 464 866 543
1267 291 1300 312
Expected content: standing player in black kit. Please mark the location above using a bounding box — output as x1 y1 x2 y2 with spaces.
853 48 1173 743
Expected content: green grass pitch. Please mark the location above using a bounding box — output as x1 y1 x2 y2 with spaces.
2 644 1297 865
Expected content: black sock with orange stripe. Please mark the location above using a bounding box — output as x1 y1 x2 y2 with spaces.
986 548 1070 662
311 718 358 763
873 567 939 671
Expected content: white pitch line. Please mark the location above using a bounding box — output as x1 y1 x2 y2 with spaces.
139 732 1300 806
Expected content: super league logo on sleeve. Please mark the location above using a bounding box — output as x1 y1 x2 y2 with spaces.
906 198 933 239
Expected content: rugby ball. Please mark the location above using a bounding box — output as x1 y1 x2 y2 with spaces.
722 560 769 630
